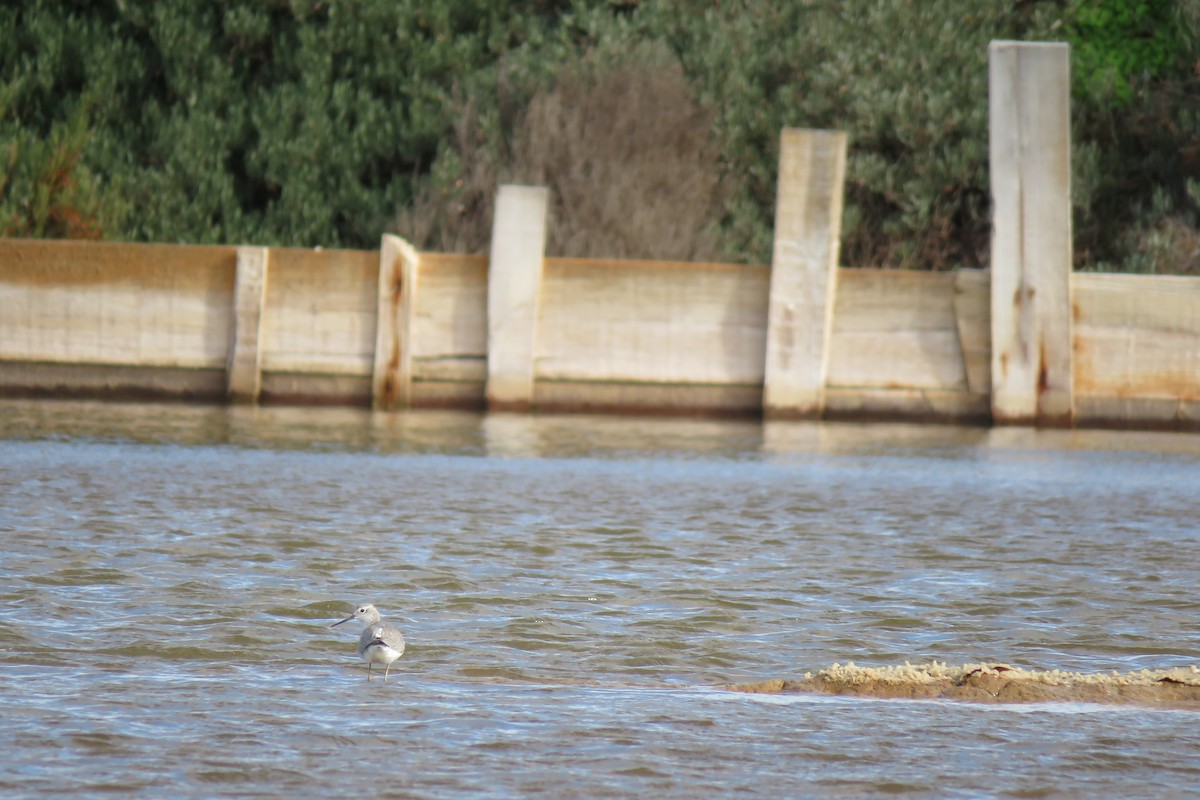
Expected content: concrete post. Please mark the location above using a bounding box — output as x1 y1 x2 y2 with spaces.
486 184 549 412
988 41 1074 426
372 234 420 410
227 246 268 403
763 128 848 418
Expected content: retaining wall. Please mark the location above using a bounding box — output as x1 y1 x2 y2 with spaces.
3 236 1197 428
2 41 1198 428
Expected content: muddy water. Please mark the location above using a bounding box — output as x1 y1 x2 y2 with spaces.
2 399 1199 798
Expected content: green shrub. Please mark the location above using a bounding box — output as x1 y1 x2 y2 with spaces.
1068 0 1186 106
642 0 1198 271
1065 0 1200 271
1 0 1196 273
0 0 586 248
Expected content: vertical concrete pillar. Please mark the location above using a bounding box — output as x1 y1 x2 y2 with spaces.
372 234 420 410
763 128 848 419
486 184 548 412
227 246 268 404
989 41 1074 426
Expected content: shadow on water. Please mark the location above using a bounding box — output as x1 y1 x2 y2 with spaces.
5 397 1200 460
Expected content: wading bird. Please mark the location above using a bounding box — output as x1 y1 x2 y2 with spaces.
331 603 406 682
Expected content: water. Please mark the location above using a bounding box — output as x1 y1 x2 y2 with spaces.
2 399 1199 798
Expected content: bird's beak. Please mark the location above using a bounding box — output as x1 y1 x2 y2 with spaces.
331 615 354 627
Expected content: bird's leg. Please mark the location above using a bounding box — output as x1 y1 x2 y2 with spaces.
366 663 373 682
384 664 390 683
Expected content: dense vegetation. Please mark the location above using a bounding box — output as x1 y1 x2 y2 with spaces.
2 0 1196 272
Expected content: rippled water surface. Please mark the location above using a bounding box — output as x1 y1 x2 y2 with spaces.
2 399 1200 798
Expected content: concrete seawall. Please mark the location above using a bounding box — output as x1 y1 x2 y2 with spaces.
2 42 1198 428
2 236 1197 429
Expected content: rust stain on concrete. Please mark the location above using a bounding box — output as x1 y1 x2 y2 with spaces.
1037 342 1049 395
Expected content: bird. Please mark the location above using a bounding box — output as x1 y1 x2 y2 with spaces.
331 603 406 682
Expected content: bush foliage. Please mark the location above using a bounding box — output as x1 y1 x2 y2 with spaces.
1 0 1196 272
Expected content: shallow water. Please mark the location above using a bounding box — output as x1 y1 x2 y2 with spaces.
2 399 1199 798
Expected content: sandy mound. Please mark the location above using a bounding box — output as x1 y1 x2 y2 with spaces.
729 662 1200 706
